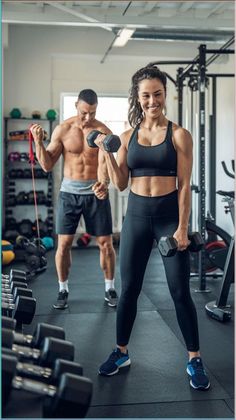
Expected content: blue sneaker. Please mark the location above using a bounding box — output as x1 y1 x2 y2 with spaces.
98 348 131 376
187 357 210 390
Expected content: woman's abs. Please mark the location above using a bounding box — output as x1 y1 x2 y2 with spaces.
130 176 177 197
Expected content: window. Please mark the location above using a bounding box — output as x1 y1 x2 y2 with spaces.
60 94 129 135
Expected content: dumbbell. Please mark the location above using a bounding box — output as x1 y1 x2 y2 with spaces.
2 316 65 348
2 281 28 294
16 191 29 205
2 287 33 304
2 268 27 282
1 316 17 331
2 295 36 324
3 354 93 418
2 349 83 385
87 130 121 153
158 232 204 257
2 328 74 366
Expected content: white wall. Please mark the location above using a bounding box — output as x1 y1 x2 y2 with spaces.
3 25 235 234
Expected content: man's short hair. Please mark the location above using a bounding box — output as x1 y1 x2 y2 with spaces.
78 89 98 105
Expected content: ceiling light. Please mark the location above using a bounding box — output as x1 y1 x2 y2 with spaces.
113 28 135 47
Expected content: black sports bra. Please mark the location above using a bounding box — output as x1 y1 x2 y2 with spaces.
127 121 177 177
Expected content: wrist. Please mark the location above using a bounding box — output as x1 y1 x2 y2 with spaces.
177 225 189 231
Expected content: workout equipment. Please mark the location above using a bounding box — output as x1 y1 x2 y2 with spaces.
29 124 48 141
1 316 16 330
10 108 22 118
205 202 234 321
8 151 21 161
2 268 27 282
2 328 74 365
4 354 83 385
46 109 57 120
32 220 51 238
158 232 204 257
9 130 29 141
16 191 29 205
15 235 47 273
18 219 33 237
4 230 19 243
5 217 18 230
2 287 33 303
3 354 92 418
2 295 36 324
2 281 28 295
2 317 65 347
41 236 54 250
31 110 41 119
77 233 91 248
20 152 29 162
87 130 121 153
2 240 15 265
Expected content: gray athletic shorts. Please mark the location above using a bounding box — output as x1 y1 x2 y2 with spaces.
56 191 113 236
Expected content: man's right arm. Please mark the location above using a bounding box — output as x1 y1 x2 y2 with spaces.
31 124 63 172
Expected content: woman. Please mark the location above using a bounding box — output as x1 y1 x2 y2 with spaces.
95 65 210 390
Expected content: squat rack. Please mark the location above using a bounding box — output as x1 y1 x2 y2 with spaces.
149 36 235 291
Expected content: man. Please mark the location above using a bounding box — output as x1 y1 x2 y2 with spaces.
30 89 118 309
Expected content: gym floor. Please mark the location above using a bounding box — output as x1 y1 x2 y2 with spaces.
3 245 234 419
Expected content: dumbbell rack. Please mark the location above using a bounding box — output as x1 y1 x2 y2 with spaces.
3 117 58 240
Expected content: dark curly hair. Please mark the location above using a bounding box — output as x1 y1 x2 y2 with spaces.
128 65 167 128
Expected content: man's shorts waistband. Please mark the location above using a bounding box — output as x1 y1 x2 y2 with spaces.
60 178 97 195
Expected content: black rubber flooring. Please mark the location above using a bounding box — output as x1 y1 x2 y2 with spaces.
3 247 234 419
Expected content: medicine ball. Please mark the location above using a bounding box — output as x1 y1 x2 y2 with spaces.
46 109 57 121
32 110 41 119
10 108 22 118
2 240 15 265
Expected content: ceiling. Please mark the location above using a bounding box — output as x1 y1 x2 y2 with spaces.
2 1 235 41
2 1 235 63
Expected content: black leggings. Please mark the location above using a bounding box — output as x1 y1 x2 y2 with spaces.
117 190 199 352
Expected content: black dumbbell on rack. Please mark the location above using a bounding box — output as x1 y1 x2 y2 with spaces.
1 316 17 331
2 287 33 304
2 281 28 294
2 316 65 348
158 232 204 257
2 354 93 418
2 269 27 282
2 348 83 385
2 328 74 366
2 295 36 325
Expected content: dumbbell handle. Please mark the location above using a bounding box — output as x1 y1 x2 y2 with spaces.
2 301 18 310
13 375 56 397
2 296 16 303
2 283 28 291
2 289 32 304
2 279 27 285
2 288 32 298
2 270 27 281
13 331 35 346
12 343 41 360
17 361 52 380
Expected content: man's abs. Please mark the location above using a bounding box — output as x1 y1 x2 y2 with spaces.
63 149 99 180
